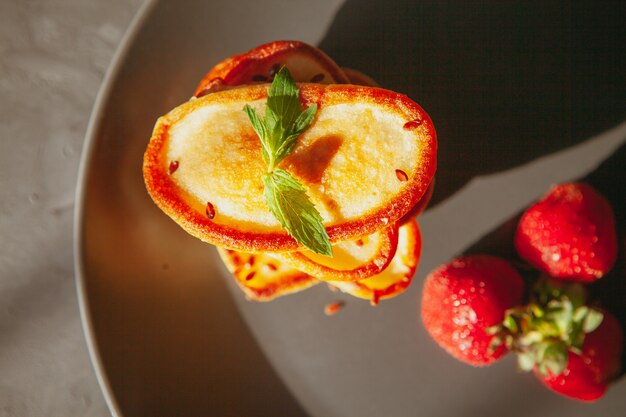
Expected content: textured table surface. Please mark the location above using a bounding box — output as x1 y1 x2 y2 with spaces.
0 1 142 415
2 1 626 416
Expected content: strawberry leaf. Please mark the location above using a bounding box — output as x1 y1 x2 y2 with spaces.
548 299 573 334
504 315 519 333
495 277 605 377
572 306 589 323
518 351 536 372
542 343 568 376
582 309 603 333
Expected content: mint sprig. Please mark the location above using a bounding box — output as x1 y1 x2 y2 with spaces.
263 169 331 256
244 67 331 256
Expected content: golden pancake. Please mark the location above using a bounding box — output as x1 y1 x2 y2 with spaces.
217 248 318 301
276 224 399 282
194 40 349 97
143 83 436 252
218 220 420 303
340 67 437 224
400 178 435 224
341 67 436 224
330 219 421 305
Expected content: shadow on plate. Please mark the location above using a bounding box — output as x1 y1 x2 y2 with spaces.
319 0 626 207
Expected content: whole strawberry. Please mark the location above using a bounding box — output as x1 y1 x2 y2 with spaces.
534 310 623 402
515 183 617 282
421 255 525 366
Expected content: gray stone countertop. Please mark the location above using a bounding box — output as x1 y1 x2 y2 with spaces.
0 1 142 415
2 1 626 416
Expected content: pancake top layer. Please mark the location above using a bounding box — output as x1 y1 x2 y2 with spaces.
144 83 436 252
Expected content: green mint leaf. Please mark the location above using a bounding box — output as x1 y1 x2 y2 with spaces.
264 107 280 147
245 67 317 170
267 67 301 131
273 133 300 168
273 104 318 167
243 104 270 165
244 67 326 255
291 103 318 135
243 104 266 138
266 67 318 170
262 169 331 256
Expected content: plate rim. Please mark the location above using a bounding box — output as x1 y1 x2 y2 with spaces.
73 1 157 416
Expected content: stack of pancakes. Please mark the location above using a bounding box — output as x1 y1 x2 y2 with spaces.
144 41 436 305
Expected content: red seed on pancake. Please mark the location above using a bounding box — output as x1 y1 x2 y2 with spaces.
395 169 409 182
205 202 216 219
403 119 422 130
168 160 179 174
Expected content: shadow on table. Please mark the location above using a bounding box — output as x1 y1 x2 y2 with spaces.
319 0 626 208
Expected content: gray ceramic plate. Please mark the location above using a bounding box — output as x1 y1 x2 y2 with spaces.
75 1 626 416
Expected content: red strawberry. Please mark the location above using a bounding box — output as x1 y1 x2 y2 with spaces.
421 255 525 366
515 182 617 282
534 310 623 402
